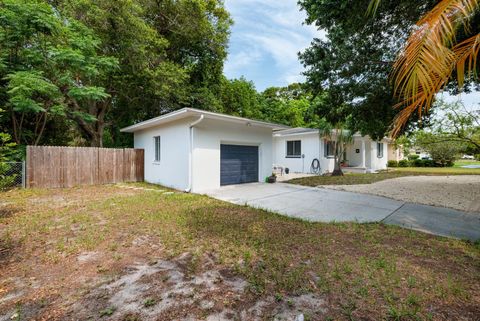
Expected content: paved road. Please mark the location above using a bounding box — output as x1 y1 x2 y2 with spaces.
205 183 480 241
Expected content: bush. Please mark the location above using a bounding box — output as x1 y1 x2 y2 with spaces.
476 154 480 161
387 160 398 167
423 159 435 167
412 158 425 167
398 159 409 167
407 154 420 160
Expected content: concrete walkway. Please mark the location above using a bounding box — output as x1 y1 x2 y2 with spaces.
205 183 480 241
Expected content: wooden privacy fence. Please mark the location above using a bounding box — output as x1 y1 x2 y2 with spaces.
26 146 144 188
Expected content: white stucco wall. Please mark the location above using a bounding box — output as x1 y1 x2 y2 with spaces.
345 139 363 167
369 140 388 171
133 119 190 191
273 134 334 174
273 134 387 174
192 118 273 192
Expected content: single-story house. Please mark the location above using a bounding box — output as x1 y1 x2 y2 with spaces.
273 128 389 175
121 108 288 192
387 143 405 162
121 108 389 192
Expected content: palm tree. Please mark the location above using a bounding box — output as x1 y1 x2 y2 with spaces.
369 0 480 136
319 121 354 176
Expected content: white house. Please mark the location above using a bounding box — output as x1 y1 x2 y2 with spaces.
121 108 288 192
273 128 389 175
121 108 389 192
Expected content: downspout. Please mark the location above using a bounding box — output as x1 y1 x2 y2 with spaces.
185 115 205 192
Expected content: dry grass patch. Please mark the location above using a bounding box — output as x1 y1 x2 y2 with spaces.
0 183 479 320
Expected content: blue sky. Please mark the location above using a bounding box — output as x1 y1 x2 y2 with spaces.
223 0 479 110
223 0 324 91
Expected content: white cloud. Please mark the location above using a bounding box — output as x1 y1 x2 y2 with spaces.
224 0 325 89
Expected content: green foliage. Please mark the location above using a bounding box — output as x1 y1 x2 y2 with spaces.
260 83 320 127
0 133 17 189
387 160 398 167
219 77 263 119
414 131 461 167
398 160 409 167
407 154 420 161
1 0 233 147
298 0 438 139
0 0 117 146
429 100 480 155
319 120 354 175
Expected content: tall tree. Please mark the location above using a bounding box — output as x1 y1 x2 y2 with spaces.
299 0 438 139
141 0 232 108
219 77 263 119
0 0 117 146
260 83 319 127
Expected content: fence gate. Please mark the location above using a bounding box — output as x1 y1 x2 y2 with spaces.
0 162 25 189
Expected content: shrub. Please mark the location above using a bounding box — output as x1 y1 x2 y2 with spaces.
387 160 398 167
412 158 425 167
407 154 420 160
398 159 409 167
423 159 435 167
476 154 480 161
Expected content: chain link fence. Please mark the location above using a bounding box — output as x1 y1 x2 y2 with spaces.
0 162 25 189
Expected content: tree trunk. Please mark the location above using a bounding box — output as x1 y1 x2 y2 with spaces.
332 159 344 176
331 151 344 176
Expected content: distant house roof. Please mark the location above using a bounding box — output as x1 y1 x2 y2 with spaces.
120 108 290 133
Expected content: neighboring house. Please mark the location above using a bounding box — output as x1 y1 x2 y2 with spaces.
387 143 405 162
121 108 389 192
273 128 389 174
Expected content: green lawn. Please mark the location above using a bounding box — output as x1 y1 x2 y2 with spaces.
453 159 480 168
288 166 480 187
0 184 479 320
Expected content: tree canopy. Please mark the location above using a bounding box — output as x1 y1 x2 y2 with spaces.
298 0 439 139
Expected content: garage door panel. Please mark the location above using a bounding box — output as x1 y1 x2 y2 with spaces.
220 144 259 186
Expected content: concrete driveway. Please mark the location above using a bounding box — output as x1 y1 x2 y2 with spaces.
206 183 480 241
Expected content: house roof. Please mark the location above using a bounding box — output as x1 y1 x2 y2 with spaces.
273 128 319 137
120 108 290 133
274 127 391 141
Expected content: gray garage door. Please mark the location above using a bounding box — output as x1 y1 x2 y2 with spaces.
220 144 259 186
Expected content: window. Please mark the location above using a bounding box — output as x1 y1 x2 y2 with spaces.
377 142 384 158
324 140 335 158
154 136 161 162
286 140 301 158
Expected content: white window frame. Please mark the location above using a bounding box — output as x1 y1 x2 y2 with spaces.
154 136 161 162
377 142 384 158
286 140 301 158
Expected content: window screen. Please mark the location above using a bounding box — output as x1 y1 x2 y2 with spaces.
154 136 161 162
286 140 301 157
377 142 384 158
324 140 335 157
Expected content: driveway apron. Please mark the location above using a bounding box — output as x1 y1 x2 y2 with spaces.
205 183 480 241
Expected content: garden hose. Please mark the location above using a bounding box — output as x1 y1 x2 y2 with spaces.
310 158 321 174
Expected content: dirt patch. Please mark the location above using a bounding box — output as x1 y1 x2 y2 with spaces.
0 203 21 219
68 252 327 321
321 175 480 212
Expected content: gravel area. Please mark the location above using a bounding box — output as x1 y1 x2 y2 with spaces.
321 175 480 212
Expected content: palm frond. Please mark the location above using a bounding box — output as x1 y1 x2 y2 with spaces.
453 34 480 86
391 0 480 136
